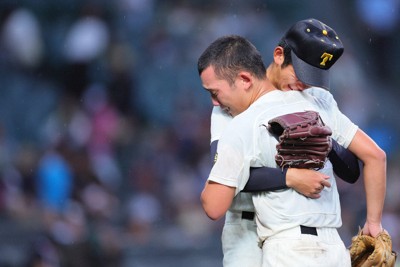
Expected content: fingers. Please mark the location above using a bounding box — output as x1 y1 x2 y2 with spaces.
287 168 332 199
310 176 328 197
321 179 331 188
305 185 324 199
303 173 332 199
309 185 324 198
315 185 323 193
308 192 321 199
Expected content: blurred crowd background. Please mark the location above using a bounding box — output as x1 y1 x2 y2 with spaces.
0 0 399 266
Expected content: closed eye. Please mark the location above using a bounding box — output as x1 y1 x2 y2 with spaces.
208 90 218 99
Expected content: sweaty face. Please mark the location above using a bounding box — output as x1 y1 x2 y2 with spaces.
200 66 246 117
277 64 310 91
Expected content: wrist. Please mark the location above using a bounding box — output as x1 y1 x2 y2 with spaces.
284 168 292 187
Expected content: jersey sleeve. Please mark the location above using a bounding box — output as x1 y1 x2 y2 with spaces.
208 119 251 195
307 87 358 148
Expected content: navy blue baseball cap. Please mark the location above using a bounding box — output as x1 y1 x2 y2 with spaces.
282 18 344 90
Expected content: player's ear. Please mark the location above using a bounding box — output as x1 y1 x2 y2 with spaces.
273 46 284 65
237 71 252 90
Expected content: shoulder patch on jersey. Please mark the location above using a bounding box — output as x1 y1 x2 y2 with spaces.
213 152 218 165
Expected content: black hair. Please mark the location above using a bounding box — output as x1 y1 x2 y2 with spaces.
198 35 266 84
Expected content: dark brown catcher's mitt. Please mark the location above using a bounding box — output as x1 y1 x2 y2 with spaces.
267 110 332 169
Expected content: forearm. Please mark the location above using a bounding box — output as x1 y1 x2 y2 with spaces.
201 181 235 220
242 167 288 192
349 129 387 227
363 154 386 225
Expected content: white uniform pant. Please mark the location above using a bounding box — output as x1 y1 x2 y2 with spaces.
222 210 262 267
261 226 351 267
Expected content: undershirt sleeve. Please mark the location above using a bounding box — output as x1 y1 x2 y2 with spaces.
328 138 360 183
242 167 288 192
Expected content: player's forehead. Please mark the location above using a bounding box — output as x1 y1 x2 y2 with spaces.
201 66 227 89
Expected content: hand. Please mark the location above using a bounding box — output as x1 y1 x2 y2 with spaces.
361 221 384 237
286 168 331 199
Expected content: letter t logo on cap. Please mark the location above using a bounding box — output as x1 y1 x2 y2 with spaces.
320 52 333 66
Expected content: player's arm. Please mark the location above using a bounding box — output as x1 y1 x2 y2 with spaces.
242 139 360 191
211 140 329 198
211 139 358 197
200 181 235 221
347 129 386 237
243 167 330 198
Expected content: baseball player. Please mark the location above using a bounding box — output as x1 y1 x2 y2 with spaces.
198 35 386 266
209 19 361 266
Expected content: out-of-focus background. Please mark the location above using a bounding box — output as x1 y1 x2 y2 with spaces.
0 0 399 266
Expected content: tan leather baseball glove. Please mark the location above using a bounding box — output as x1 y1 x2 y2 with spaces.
349 229 397 267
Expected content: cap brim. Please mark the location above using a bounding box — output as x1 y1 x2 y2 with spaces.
291 51 330 90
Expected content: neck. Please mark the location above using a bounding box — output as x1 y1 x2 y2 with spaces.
247 79 276 108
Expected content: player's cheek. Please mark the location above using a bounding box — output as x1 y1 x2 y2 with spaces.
280 83 292 91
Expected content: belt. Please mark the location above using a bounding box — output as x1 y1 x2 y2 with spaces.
241 211 255 220
300 225 318 236
241 212 317 236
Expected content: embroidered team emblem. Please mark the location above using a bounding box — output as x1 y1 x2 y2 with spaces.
320 52 333 66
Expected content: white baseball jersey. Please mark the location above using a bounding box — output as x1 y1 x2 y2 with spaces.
210 105 255 213
210 105 232 144
208 89 358 239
